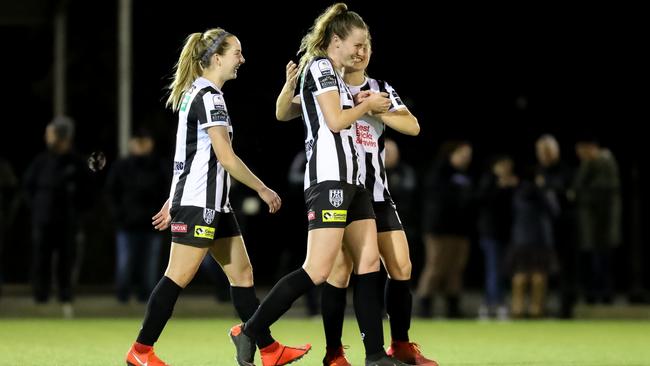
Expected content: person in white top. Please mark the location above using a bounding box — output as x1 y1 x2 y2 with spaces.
276 39 438 365
229 4 411 366
125 27 282 366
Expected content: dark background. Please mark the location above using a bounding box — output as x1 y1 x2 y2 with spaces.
1 1 647 291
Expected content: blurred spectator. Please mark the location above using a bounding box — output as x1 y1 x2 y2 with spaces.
535 134 577 318
476 155 517 320
573 138 622 304
23 116 92 316
384 138 420 261
0 157 19 297
417 141 474 318
105 129 169 303
508 167 559 318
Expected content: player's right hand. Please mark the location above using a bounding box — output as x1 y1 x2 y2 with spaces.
152 199 171 230
367 92 391 114
258 186 282 214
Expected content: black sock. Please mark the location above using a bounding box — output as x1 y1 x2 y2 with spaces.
231 286 275 349
385 279 411 342
321 282 347 349
136 276 182 345
353 271 385 357
244 268 315 339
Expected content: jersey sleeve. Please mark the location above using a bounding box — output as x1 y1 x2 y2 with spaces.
383 81 407 112
198 92 230 129
308 58 339 96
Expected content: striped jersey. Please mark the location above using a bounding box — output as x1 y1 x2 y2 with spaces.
348 77 407 202
299 57 360 190
169 77 233 212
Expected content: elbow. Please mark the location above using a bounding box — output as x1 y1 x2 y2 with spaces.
275 112 289 122
407 117 420 136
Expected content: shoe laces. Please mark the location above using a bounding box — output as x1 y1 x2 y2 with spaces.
407 342 423 355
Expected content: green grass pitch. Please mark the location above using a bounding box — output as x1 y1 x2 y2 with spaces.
0 319 648 365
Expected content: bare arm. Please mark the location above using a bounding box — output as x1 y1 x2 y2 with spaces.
376 109 420 136
207 126 281 213
317 90 391 133
275 61 302 121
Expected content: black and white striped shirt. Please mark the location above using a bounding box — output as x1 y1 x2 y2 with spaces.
169 77 233 212
300 57 360 190
348 77 407 202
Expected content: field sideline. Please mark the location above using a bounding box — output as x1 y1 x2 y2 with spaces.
0 318 648 365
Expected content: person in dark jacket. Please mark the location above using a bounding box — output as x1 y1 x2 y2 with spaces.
535 134 577 317
23 116 91 313
417 140 474 318
105 129 170 303
573 138 621 304
508 167 559 318
476 155 518 319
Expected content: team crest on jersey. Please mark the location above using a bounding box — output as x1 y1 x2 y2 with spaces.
203 208 216 224
212 94 225 109
329 189 344 208
317 59 331 75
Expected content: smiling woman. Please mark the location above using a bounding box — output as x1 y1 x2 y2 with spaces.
123 27 283 366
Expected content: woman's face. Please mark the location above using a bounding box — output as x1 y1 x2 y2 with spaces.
332 27 369 69
346 43 371 74
218 36 246 80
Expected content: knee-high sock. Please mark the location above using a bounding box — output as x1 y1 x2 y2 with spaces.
385 278 411 342
353 271 385 358
136 276 182 345
231 286 275 348
321 282 347 349
244 269 314 340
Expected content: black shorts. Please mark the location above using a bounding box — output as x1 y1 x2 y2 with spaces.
170 206 241 247
304 181 375 230
373 200 404 232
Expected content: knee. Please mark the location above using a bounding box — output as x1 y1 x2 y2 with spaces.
303 266 331 285
356 254 381 275
328 263 352 288
229 264 254 287
164 269 194 288
387 260 412 280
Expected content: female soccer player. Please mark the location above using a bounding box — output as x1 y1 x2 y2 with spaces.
125 28 282 366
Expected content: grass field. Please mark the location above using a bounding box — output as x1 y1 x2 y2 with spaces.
0 318 649 365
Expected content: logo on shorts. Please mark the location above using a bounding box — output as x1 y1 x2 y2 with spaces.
329 189 344 208
171 223 188 233
203 208 216 224
194 225 215 239
322 210 347 222
307 210 316 221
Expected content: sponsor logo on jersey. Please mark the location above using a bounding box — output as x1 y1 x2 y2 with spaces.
174 161 184 175
305 139 314 153
318 75 337 89
210 109 228 123
179 86 196 112
307 210 316 221
329 189 344 207
317 59 331 75
194 225 215 239
322 210 347 222
171 223 188 233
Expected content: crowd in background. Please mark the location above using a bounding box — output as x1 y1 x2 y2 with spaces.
0 117 637 320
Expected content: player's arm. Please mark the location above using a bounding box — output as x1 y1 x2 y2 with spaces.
374 81 419 136
318 90 390 132
276 61 302 121
207 126 281 213
376 109 420 136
